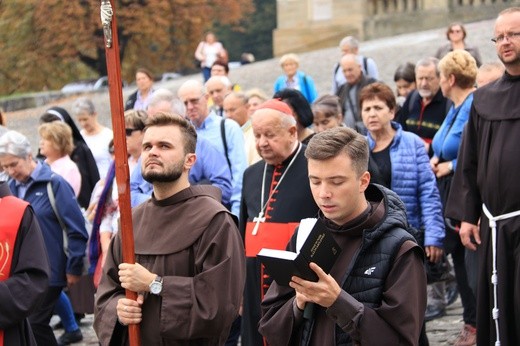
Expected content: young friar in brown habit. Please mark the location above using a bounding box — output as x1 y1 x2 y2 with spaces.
94 112 245 345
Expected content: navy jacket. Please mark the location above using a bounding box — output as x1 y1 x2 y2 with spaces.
8 162 88 286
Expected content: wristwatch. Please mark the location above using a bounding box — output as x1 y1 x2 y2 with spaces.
149 275 163 295
448 161 454 172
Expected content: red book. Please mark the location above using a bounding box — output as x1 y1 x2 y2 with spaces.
245 222 299 257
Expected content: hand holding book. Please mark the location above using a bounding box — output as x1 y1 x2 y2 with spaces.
257 218 342 287
290 262 342 309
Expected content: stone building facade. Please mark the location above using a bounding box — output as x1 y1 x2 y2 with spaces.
274 0 520 55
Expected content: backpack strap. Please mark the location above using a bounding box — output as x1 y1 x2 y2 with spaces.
302 74 311 101
333 63 341 92
220 119 233 178
47 180 70 256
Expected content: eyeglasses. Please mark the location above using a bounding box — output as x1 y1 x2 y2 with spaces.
183 96 202 107
491 32 520 44
125 128 141 136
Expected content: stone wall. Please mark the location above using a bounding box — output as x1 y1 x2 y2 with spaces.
0 92 64 112
274 0 520 56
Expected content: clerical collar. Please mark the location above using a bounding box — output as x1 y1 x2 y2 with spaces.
272 141 300 168
251 142 302 235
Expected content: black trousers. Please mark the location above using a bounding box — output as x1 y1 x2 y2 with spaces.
451 239 477 326
465 247 478 297
419 320 429 346
225 315 241 346
29 286 62 346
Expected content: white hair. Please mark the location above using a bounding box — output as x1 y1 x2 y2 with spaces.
0 130 32 158
72 97 96 116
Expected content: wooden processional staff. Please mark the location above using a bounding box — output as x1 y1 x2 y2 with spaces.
100 1 141 345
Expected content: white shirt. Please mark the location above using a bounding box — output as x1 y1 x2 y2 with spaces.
81 127 113 178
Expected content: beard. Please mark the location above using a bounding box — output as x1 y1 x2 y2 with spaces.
417 89 432 99
142 160 184 183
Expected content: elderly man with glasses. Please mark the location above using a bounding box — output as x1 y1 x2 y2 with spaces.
129 89 232 209
178 80 247 218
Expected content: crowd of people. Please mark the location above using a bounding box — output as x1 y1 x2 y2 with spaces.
1 8 519 346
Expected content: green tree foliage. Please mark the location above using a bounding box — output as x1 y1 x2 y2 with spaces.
0 0 253 94
214 0 276 62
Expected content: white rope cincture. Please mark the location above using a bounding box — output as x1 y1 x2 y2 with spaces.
100 0 114 48
482 203 520 346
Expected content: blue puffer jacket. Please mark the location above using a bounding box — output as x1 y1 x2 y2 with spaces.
8 162 88 286
367 122 445 247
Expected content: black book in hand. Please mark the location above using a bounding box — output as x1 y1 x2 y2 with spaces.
257 218 342 286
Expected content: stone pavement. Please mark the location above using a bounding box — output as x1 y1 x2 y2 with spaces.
13 16 499 346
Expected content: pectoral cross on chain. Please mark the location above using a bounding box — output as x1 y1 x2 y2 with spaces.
252 212 266 236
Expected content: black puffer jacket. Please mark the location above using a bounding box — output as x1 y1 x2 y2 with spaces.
301 184 420 346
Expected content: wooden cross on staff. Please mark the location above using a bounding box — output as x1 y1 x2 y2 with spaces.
100 0 141 345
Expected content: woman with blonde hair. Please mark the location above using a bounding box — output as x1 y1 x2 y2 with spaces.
39 106 100 210
273 53 318 103
430 49 478 346
38 121 81 196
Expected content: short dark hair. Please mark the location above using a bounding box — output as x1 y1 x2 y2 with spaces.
39 112 62 124
212 60 230 74
305 127 369 177
273 89 314 128
359 82 397 112
394 62 416 83
446 22 467 40
311 94 342 119
144 112 197 155
136 67 154 81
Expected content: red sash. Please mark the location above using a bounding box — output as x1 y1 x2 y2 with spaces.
0 196 29 345
245 222 299 257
